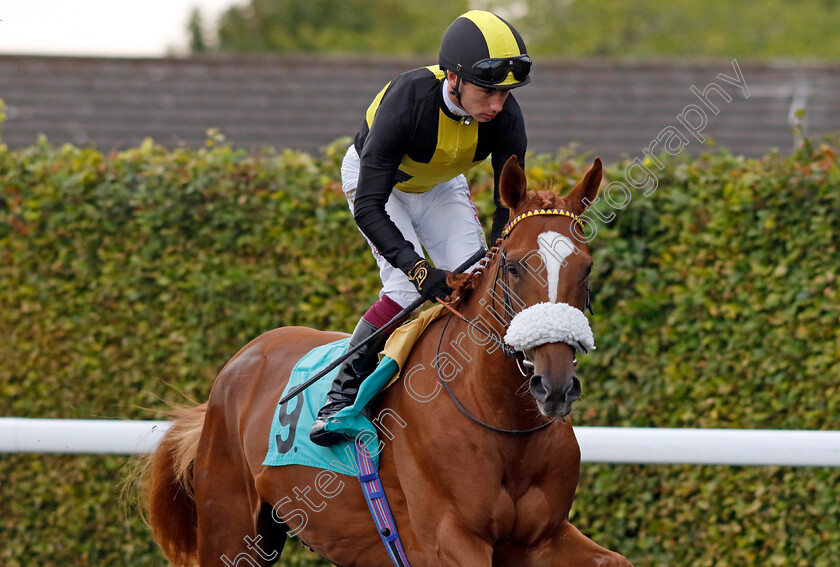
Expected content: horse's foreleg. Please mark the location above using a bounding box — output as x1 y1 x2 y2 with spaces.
527 521 633 567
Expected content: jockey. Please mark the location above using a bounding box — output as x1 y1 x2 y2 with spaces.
311 10 531 446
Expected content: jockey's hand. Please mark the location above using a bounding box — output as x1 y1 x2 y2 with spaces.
406 259 451 301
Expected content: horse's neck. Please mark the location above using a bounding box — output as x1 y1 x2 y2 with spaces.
445 264 543 432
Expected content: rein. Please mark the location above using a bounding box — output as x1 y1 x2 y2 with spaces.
434 307 557 435
430 207 590 436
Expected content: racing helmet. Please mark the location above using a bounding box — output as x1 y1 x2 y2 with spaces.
439 10 531 90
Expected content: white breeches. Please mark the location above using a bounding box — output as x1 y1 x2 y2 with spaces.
341 145 487 308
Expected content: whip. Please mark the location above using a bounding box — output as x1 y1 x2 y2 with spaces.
277 247 487 406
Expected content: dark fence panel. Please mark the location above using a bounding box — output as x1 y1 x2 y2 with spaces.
2 55 837 160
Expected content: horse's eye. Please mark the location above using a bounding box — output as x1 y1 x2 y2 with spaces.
507 264 519 277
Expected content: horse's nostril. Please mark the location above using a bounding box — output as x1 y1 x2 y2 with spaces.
529 375 548 402
531 376 581 407
564 377 582 403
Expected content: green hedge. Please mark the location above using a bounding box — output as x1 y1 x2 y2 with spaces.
1 133 838 566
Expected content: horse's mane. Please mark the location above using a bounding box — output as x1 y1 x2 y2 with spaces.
529 189 568 211
446 246 497 307
447 190 569 308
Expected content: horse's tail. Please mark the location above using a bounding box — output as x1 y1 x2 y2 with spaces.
126 403 207 566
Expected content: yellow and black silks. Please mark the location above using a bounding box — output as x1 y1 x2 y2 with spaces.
351 65 526 273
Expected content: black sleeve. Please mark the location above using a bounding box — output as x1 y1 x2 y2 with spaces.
489 99 527 243
352 103 424 274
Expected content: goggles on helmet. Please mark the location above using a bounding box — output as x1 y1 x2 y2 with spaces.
470 55 532 85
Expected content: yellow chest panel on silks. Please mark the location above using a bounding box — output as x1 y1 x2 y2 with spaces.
395 110 482 193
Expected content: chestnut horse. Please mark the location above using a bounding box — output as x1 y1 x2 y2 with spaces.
139 157 633 566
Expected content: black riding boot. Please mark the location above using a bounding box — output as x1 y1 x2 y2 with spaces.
310 318 389 447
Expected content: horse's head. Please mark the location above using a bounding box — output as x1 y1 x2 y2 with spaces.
496 155 602 418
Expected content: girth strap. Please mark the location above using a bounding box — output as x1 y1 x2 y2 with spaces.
354 441 412 567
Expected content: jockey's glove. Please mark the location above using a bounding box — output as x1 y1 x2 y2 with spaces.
405 259 451 301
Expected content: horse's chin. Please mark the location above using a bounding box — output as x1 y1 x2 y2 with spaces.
535 399 575 420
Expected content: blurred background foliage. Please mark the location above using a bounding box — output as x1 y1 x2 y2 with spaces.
0 131 838 565
207 0 468 54
3 0 839 565
188 0 840 59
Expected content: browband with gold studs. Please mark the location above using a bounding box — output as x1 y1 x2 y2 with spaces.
502 209 584 238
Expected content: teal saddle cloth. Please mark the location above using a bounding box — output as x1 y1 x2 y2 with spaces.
263 338 400 476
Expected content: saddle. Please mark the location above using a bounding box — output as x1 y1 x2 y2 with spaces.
262 305 443 474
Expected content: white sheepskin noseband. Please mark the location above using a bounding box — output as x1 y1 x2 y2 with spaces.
504 302 595 353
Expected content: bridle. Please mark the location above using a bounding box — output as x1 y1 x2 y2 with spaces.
493 208 593 328
433 208 592 435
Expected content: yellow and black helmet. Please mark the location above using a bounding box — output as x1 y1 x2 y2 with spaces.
439 10 531 90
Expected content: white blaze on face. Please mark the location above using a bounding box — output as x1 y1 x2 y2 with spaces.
537 231 575 304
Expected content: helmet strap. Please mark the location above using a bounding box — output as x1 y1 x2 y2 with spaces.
452 76 472 124
445 70 462 102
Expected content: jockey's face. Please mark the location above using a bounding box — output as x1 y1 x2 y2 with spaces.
447 72 510 123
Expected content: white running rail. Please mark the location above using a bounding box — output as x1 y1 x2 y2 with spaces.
0 418 171 455
1 418 839 467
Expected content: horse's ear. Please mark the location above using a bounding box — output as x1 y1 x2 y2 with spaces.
500 155 527 211
566 157 602 215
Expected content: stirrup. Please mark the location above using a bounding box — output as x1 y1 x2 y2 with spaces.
310 416 352 447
